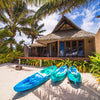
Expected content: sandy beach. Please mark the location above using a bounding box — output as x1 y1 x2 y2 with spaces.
0 63 100 100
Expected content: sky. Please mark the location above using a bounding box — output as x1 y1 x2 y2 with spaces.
1 1 100 45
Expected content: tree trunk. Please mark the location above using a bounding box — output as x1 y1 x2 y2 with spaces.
31 38 34 44
10 43 13 51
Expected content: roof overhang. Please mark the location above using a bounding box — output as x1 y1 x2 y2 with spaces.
30 43 46 47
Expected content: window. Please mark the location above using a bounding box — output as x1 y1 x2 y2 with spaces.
65 40 84 57
78 41 84 56
60 42 64 56
72 41 78 56
66 41 71 56
43 47 47 57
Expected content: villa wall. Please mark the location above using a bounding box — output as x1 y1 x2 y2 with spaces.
95 29 100 54
84 38 95 57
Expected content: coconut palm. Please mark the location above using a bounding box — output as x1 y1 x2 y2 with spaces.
28 21 46 44
33 0 95 19
16 40 24 52
0 0 95 14
0 29 16 53
0 1 34 51
0 0 95 17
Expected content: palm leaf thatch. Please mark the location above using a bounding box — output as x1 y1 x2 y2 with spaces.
30 43 46 47
37 16 95 44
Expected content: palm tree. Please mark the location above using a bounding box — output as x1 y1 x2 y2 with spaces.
0 29 16 53
33 0 95 19
0 0 95 17
0 1 34 51
28 21 46 44
16 40 24 52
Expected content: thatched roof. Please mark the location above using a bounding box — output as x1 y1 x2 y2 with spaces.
37 30 95 43
30 43 46 47
52 16 80 32
36 16 95 44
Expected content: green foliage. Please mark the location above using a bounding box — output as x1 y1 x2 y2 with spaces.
34 0 94 19
20 59 90 73
0 45 10 54
21 59 61 67
21 59 40 67
89 52 100 83
0 29 16 53
0 51 23 64
43 60 60 67
56 59 90 73
0 1 34 51
16 40 24 53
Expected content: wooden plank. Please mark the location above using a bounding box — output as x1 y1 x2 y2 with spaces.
58 41 60 57
77 40 79 57
64 41 66 57
83 39 85 57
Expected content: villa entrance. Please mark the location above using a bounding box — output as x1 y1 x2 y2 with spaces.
47 42 58 57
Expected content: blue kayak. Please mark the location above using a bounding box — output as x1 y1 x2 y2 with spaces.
51 65 68 83
14 65 57 92
68 65 81 85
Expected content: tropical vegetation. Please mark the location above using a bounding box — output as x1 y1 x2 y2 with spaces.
27 20 45 44
20 58 91 73
89 52 100 83
0 0 100 84
0 0 45 63
0 51 23 64
0 0 35 51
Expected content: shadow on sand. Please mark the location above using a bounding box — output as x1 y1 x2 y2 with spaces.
12 78 100 100
12 80 100 100
70 82 82 89
51 78 66 86
12 78 66 100
12 84 42 100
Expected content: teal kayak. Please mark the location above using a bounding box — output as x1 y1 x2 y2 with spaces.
68 65 81 85
51 65 68 83
14 65 57 92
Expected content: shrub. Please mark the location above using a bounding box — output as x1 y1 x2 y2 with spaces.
89 52 100 83
21 59 90 73
0 51 23 64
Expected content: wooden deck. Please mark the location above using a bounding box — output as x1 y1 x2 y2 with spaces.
19 57 90 61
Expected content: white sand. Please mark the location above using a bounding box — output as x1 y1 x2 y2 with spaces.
0 63 100 100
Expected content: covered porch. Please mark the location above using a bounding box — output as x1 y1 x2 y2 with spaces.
45 39 85 57
33 37 95 58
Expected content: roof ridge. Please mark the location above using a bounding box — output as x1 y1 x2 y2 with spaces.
52 16 80 33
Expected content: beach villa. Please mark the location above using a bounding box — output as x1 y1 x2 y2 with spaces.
23 16 100 61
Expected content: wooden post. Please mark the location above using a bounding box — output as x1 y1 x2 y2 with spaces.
40 59 42 67
64 41 66 57
18 59 21 65
58 41 60 57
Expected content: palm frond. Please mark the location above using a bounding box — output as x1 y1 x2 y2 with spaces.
36 23 44 30
0 29 14 39
38 30 46 33
34 0 95 19
0 38 16 47
0 12 11 24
